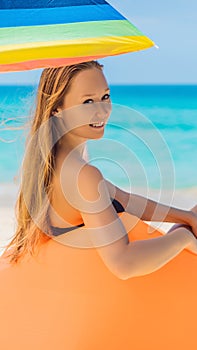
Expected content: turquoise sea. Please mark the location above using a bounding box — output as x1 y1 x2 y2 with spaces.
0 85 197 190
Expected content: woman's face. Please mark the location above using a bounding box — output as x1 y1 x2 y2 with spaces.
59 67 111 142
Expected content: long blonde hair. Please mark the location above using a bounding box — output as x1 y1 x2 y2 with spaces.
4 60 103 264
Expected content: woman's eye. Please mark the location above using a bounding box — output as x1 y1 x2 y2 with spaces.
102 93 110 101
83 99 94 104
83 94 110 104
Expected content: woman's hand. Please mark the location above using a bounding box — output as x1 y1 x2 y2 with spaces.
170 207 197 238
183 228 197 255
184 210 197 238
166 206 197 255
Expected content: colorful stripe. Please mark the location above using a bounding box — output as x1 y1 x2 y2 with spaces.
0 20 141 46
0 4 124 28
0 0 106 9
0 55 106 72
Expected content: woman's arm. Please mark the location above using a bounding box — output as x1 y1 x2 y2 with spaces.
73 167 197 280
105 179 197 234
118 226 195 280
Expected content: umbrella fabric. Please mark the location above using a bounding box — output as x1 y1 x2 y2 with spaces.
0 0 154 72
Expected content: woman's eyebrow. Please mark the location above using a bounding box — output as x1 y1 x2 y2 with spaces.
81 88 110 98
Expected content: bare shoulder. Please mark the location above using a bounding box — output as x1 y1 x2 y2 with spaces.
78 163 103 181
77 164 106 201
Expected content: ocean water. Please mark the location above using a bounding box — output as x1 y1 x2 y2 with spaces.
0 85 197 191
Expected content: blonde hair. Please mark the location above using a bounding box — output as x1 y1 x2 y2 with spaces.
4 60 103 264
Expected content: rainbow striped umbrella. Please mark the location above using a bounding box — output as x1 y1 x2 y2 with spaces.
0 0 155 72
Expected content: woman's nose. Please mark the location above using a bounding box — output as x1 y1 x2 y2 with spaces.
94 102 111 119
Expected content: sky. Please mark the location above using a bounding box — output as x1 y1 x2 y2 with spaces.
0 0 197 85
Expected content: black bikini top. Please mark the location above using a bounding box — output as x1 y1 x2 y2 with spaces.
51 198 125 236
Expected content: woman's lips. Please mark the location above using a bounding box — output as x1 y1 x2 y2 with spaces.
89 121 104 128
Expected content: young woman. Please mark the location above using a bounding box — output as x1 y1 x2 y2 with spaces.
1 60 197 349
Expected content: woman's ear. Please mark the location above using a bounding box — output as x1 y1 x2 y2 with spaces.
51 108 62 117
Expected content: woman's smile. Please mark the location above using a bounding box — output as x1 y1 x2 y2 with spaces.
89 121 105 128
